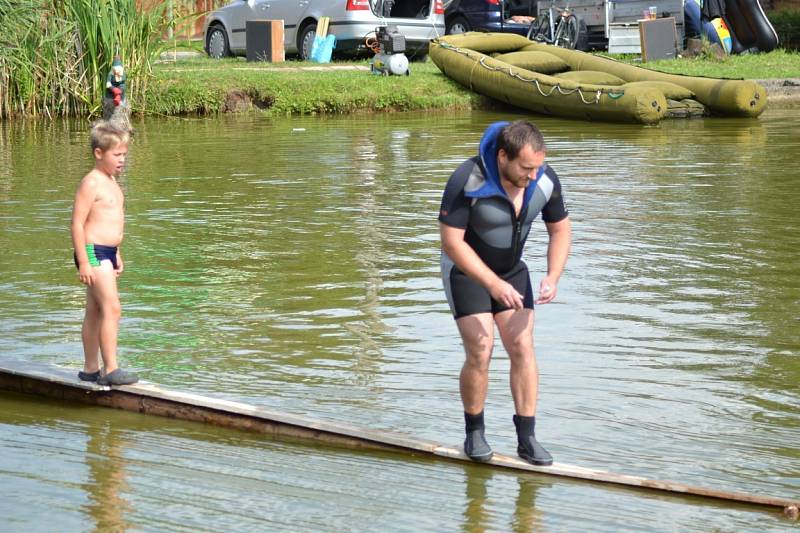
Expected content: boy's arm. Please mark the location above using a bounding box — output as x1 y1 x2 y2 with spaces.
71 175 97 285
116 248 124 276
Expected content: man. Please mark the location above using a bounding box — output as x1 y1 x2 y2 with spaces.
439 120 571 465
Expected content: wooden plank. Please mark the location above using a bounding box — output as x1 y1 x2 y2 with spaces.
0 358 797 520
271 19 285 63
245 20 284 63
318 17 329 39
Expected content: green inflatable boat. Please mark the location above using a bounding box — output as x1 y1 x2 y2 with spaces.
429 32 767 124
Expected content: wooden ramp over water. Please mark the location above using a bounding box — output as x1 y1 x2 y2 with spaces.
1 358 797 521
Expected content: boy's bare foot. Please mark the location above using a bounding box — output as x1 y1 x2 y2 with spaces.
97 368 139 386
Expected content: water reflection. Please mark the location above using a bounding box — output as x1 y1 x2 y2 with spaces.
462 468 493 533
83 423 132 532
462 467 549 533
511 478 547 533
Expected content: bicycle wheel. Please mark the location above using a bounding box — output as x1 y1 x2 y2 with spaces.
554 14 580 49
527 14 550 42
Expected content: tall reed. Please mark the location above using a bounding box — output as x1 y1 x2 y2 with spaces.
0 0 171 119
61 0 170 116
0 0 84 118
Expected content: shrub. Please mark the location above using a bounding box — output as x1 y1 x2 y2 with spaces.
769 9 800 50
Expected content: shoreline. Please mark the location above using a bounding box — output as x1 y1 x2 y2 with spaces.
193 76 800 115
756 78 800 107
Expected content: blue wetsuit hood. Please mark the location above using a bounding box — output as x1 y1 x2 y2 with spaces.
468 121 543 209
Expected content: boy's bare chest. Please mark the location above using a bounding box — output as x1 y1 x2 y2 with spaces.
94 181 124 210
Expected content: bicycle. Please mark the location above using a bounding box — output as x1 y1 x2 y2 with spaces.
526 1 582 50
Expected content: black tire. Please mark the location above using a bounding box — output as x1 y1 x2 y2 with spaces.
527 14 550 42
206 25 230 59
446 15 471 35
298 23 317 61
554 15 579 49
575 18 589 51
407 43 430 62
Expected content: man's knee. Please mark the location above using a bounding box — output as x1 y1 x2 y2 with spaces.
464 348 492 372
506 336 534 361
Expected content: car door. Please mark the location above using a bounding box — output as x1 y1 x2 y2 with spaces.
390 0 446 43
228 0 303 53
250 0 307 53
276 0 311 51
225 0 258 52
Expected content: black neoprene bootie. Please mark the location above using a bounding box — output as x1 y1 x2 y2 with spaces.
464 411 493 462
513 414 553 466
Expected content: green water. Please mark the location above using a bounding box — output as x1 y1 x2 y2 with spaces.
0 110 798 531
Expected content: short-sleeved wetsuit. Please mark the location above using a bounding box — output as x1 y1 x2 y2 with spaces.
439 122 568 319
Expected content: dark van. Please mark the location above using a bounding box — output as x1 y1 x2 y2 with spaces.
444 0 536 35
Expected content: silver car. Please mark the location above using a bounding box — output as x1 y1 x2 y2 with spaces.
204 0 446 60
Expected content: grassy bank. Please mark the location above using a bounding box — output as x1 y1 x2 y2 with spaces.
610 48 800 78
146 58 486 116
145 48 800 117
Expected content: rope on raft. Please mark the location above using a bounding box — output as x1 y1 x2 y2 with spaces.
439 42 626 105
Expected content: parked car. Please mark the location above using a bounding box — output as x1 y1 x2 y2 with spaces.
445 0 536 35
204 0 446 60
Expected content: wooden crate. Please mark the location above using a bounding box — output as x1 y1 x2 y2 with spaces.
639 16 679 61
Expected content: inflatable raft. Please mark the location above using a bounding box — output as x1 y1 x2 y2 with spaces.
429 32 767 124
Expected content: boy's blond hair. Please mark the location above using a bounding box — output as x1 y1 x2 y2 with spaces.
90 120 130 152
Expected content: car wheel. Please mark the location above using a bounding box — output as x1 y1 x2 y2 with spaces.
298 23 317 61
446 16 470 35
207 25 229 59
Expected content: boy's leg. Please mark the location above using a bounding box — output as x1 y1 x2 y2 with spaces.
81 291 102 374
88 261 122 374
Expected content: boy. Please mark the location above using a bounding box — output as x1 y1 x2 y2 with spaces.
71 121 138 386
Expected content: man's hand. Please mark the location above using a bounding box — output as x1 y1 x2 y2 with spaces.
115 256 124 277
535 276 558 305
490 278 525 310
78 263 95 286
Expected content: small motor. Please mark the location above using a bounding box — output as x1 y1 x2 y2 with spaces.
370 25 409 76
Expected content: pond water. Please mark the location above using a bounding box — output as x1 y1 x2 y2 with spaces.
0 109 798 531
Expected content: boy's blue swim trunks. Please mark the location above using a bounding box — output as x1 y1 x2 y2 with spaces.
73 244 118 270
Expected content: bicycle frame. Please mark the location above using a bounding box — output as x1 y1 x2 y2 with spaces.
527 1 578 49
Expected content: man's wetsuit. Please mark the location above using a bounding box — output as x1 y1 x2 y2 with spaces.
439 122 568 319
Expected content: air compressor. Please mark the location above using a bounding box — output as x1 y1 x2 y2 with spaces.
370 25 410 76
